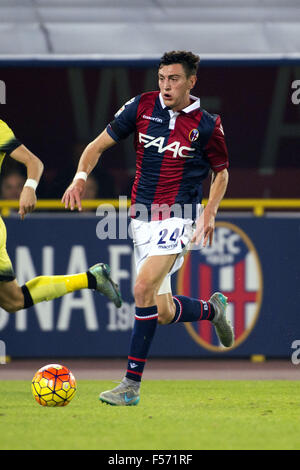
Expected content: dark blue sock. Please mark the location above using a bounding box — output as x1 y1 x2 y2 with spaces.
126 305 158 382
171 295 215 323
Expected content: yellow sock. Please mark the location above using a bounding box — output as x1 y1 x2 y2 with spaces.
25 273 88 304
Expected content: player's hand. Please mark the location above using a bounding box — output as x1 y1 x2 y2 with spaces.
61 179 85 211
191 207 216 247
18 187 37 220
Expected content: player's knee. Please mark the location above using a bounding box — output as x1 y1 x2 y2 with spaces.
134 278 156 306
0 281 25 313
0 298 23 313
157 306 175 325
0 292 24 313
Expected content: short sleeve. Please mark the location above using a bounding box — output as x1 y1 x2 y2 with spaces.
106 95 141 142
204 116 229 172
0 120 22 155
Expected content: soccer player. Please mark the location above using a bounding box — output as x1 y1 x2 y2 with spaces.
62 51 234 406
0 119 122 313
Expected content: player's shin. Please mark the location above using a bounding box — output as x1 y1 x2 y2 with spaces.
125 305 158 383
171 295 215 323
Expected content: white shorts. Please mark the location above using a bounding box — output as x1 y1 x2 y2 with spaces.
131 217 195 295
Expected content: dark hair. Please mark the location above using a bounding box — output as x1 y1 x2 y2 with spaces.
159 51 200 77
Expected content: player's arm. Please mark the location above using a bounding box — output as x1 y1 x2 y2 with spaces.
192 114 229 247
62 129 117 211
195 168 228 246
9 144 44 220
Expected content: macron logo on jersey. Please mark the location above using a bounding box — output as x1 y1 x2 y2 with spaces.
139 132 195 159
142 114 163 124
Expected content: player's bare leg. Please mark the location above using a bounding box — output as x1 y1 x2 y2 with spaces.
134 253 177 323
156 292 176 323
0 280 25 313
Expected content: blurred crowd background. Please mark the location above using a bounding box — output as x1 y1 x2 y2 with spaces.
0 0 299 202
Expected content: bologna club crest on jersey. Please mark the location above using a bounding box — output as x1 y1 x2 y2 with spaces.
189 128 199 142
176 222 263 352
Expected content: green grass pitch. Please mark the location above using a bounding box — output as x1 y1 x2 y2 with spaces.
0 380 300 450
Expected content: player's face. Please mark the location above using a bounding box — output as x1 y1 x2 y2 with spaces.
158 64 197 111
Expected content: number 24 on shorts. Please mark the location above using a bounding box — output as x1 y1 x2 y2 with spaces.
157 227 182 245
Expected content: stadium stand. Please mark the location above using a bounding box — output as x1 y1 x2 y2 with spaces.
0 0 300 56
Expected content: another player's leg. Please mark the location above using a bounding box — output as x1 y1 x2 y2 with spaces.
23 262 122 309
0 280 26 313
88 263 122 307
0 215 122 310
0 263 122 312
99 254 177 406
0 219 25 312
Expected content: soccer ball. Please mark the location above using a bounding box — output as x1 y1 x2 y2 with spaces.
31 364 76 407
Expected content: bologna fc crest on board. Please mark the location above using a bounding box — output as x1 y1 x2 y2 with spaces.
176 222 263 352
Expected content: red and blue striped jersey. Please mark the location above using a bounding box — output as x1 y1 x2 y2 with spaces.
106 91 229 220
